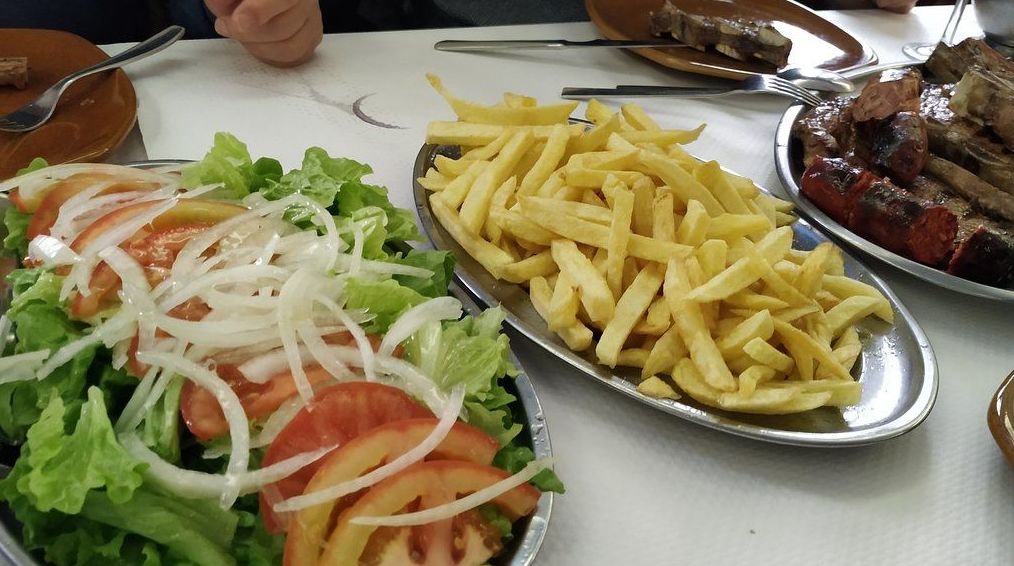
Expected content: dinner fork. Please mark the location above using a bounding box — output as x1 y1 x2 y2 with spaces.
0 26 184 133
561 74 824 106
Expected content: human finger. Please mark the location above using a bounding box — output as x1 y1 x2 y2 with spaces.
216 2 307 43
240 4 322 67
232 0 301 31
205 0 239 18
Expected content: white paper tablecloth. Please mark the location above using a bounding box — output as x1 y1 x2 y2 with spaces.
107 6 1014 564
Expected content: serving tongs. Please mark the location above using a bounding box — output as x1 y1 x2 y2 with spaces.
435 38 690 51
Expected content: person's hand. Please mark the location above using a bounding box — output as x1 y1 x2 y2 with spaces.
874 0 918 14
206 0 323 67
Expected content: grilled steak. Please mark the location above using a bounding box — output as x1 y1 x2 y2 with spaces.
0 57 27 89
648 0 792 68
950 67 1014 151
947 225 1014 287
925 38 1014 83
854 111 928 185
846 178 957 266
793 97 855 167
852 68 923 122
920 84 1014 193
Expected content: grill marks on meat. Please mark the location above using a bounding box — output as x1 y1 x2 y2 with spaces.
802 157 957 266
925 38 1014 84
848 179 957 266
854 111 929 186
792 97 855 168
852 68 923 122
921 84 1014 193
648 0 792 68
947 226 1014 287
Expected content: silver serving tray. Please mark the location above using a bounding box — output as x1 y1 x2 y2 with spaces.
774 100 1014 302
413 144 939 447
0 160 553 566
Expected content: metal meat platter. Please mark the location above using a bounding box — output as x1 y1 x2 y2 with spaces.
0 161 553 566
413 144 938 447
774 96 1014 302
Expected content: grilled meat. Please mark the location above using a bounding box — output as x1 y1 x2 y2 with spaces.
648 0 792 68
800 157 876 225
950 67 1014 151
946 225 1014 287
0 57 27 89
852 68 923 122
920 84 1014 193
793 97 855 167
854 111 928 185
925 38 1014 83
847 178 958 266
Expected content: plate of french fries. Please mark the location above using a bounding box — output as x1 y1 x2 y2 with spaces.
414 75 938 446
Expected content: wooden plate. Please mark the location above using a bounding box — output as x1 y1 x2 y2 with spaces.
584 0 877 80
0 29 136 180
988 369 1014 470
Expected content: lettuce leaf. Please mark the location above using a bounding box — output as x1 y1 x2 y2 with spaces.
389 249 455 299
3 206 32 259
344 277 426 334
181 133 281 199
493 444 566 494
0 269 95 442
17 388 144 514
17 157 50 176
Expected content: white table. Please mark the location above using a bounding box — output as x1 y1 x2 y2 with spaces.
107 6 1014 564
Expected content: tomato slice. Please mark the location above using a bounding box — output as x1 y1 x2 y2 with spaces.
318 460 540 566
284 418 500 565
255 382 432 534
26 173 159 240
72 224 211 320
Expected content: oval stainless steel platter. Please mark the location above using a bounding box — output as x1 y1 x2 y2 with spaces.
774 100 1014 302
413 143 939 447
0 161 553 566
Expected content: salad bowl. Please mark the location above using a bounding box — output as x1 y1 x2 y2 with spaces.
0 157 554 566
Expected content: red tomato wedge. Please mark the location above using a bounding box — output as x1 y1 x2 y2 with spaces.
26 173 160 240
256 381 433 534
318 460 540 566
70 198 246 252
10 171 157 214
284 418 500 565
72 224 211 320
180 334 390 442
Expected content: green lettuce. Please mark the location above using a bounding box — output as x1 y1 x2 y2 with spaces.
405 308 523 445
139 377 183 464
181 133 282 199
344 277 426 334
3 206 31 259
389 249 455 299
493 444 565 494
17 157 49 176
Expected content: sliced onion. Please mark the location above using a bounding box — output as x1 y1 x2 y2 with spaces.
114 364 161 432
137 351 250 508
273 386 465 513
36 310 136 378
0 350 50 384
380 297 461 357
159 264 289 312
350 457 552 527
314 294 375 382
297 320 351 381
27 236 81 267
119 339 188 432
178 182 224 199
121 434 335 501
61 198 178 300
0 163 175 198
277 269 316 402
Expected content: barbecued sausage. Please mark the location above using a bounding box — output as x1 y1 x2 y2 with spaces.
947 225 1014 287
800 157 877 224
847 179 958 266
855 111 929 185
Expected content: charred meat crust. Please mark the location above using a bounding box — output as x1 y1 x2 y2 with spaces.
0 57 28 89
852 68 923 122
925 38 1014 84
947 225 1014 287
648 0 792 68
854 111 929 186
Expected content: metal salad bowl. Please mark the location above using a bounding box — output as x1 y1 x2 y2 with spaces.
413 143 939 448
0 161 554 566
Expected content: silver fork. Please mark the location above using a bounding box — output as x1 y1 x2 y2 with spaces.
0 26 184 132
561 74 824 106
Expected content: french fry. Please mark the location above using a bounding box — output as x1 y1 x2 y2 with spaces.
652 192 677 242
685 257 764 303
636 376 681 400
485 176 517 242
676 200 711 246
825 296 882 338
671 358 723 406
772 318 850 380
459 130 535 234
522 196 612 225
503 92 538 108
597 263 664 367
606 189 634 299
621 103 661 131
585 98 616 125
822 275 893 323
633 297 670 336
617 349 651 368
638 151 724 215
706 214 770 241
743 337 795 374
736 365 778 397
530 276 594 351
437 160 488 209
552 239 615 323
571 114 621 156
428 74 577 125
694 160 750 214
619 128 705 146
566 168 645 188
631 177 656 237
642 325 688 379
664 259 737 392
495 209 556 246
716 310 775 357
518 123 569 196
499 250 557 284
430 196 514 277
549 271 581 331
463 128 513 161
